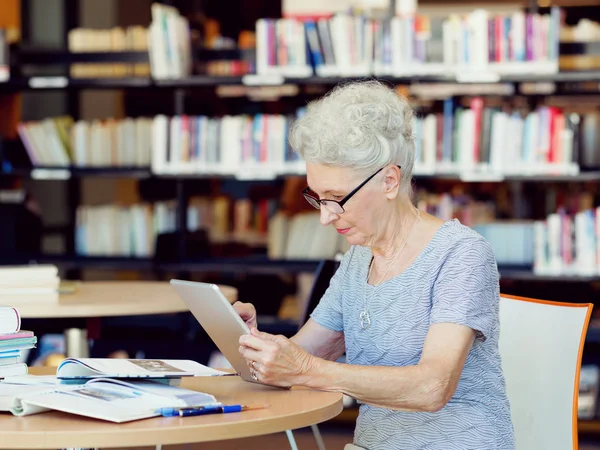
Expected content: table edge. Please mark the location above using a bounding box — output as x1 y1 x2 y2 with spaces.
0 396 344 448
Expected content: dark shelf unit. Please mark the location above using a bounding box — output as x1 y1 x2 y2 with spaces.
3 49 600 285
4 166 600 183
1 166 153 179
0 70 598 89
1 254 599 285
0 255 155 271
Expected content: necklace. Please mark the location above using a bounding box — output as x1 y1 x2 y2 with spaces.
359 208 421 330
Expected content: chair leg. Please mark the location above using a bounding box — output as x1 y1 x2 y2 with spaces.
311 424 326 450
285 429 299 450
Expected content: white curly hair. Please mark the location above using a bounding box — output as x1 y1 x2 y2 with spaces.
288 80 416 194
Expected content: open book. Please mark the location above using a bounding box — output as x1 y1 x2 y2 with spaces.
56 358 230 381
0 377 220 423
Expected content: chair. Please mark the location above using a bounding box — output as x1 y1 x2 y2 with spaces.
498 294 593 450
299 259 341 325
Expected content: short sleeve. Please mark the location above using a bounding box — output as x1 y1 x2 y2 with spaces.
430 237 500 341
309 247 356 332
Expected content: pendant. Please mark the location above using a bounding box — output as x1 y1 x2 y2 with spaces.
359 309 371 330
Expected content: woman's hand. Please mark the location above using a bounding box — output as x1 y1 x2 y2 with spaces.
239 328 317 388
233 301 257 329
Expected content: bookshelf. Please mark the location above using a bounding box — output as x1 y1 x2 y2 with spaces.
2 5 600 284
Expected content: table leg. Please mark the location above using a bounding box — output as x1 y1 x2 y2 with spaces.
285 430 299 450
311 424 327 450
64 328 90 358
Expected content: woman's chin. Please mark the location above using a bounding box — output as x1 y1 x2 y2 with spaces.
343 234 361 246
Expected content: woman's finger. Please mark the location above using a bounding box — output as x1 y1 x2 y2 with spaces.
239 333 271 351
239 346 264 364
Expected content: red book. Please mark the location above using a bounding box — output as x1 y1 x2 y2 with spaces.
470 97 484 163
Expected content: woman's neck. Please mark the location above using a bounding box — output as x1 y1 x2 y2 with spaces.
371 197 420 259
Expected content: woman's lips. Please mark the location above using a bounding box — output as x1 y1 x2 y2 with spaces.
337 228 351 234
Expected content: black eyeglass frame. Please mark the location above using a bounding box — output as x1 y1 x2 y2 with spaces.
302 164 402 214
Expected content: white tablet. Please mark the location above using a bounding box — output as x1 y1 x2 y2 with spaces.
170 279 260 385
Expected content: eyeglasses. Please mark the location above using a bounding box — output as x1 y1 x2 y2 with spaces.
302 165 401 214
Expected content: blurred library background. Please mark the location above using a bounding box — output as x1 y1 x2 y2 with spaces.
2 0 600 446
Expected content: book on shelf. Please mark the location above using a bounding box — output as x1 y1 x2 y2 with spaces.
560 16 600 71
148 2 192 79
255 7 560 79
534 207 600 277
413 99 580 178
0 29 8 82
151 112 304 177
268 211 349 260
0 376 220 422
579 365 599 419
74 196 273 257
16 115 152 169
68 26 150 78
11 105 591 180
76 203 155 258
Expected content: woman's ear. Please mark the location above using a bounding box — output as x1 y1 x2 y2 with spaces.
383 165 401 199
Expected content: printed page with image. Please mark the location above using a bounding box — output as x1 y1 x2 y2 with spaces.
0 377 220 422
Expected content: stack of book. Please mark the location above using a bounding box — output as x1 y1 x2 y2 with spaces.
0 306 37 378
0 265 60 302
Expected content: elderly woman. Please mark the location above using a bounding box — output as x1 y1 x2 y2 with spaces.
234 81 515 450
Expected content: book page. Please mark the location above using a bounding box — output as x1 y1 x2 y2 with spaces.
0 384 55 415
57 358 229 379
19 379 219 423
87 378 218 407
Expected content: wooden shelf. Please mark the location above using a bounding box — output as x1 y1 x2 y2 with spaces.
579 420 600 434
2 71 600 91
5 168 600 183
1 166 152 179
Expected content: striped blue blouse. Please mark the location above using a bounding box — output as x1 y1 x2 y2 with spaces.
311 219 516 450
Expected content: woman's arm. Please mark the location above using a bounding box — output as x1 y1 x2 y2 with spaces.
291 319 345 361
233 302 345 361
305 323 475 412
240 322 475 413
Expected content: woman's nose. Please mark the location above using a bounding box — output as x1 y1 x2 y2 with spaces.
320 206 338 225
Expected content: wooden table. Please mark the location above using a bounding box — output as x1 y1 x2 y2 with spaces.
15 281 237 318
0 367 344 449
12 281 237 357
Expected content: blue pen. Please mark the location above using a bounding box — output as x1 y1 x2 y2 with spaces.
158 404 269 417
